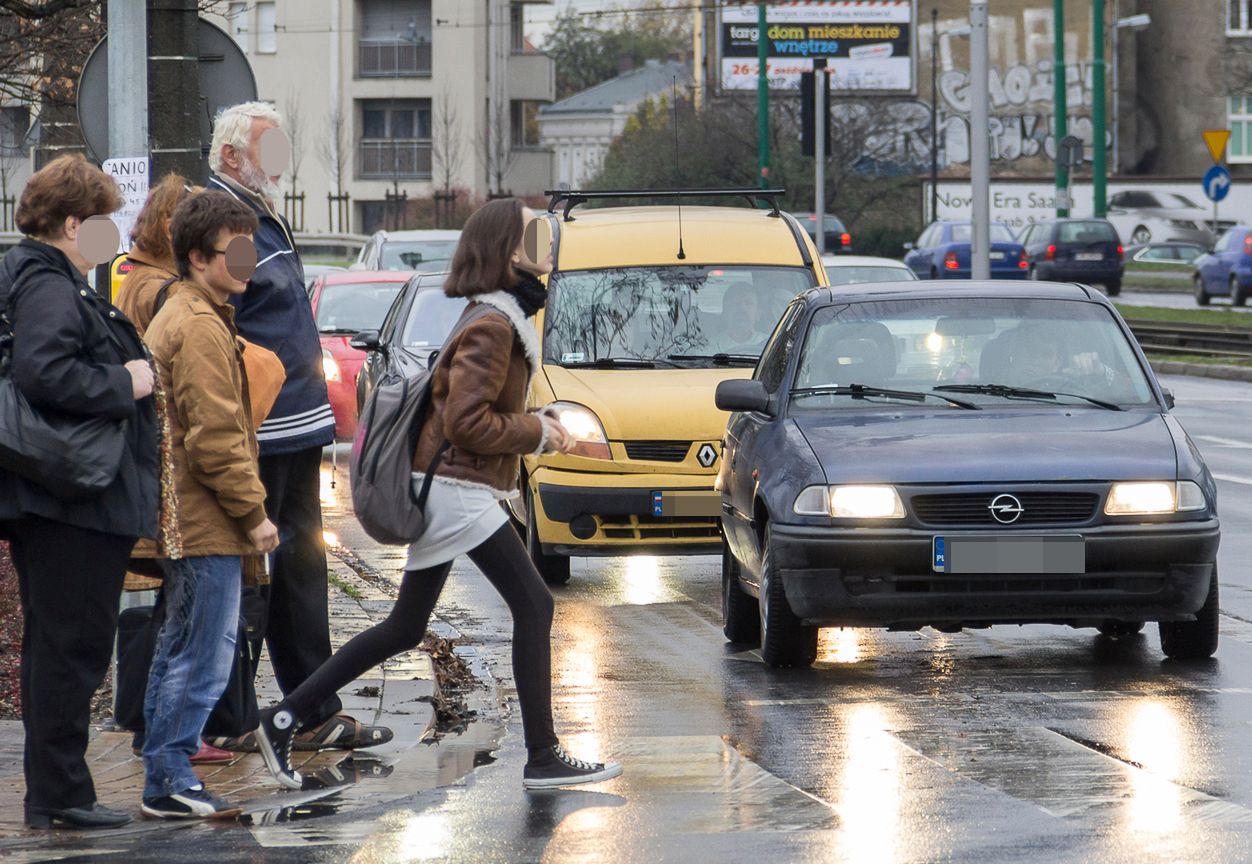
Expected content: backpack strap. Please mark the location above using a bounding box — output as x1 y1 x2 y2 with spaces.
152 276 179 317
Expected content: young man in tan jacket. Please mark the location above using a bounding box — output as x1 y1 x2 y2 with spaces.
139 191 279 819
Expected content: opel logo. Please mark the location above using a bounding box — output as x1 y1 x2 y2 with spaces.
989 494 1024 524
696 443 718 468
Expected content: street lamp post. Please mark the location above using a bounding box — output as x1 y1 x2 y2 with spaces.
930 7 938 223
1112 13 1152 176
970 0 990 280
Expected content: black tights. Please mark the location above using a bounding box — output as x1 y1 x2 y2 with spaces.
280 523 558 751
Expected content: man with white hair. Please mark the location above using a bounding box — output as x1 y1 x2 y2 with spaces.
206 101 392 752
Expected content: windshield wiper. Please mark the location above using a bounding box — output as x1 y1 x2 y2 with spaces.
791 383 980 410
667 352 758 366
561 357 659 369
934 383 1123 411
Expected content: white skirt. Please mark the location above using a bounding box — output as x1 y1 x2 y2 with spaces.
404 474 513 571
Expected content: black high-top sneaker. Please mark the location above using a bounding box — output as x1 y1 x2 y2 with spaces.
523 743 623 789
255 704 303 790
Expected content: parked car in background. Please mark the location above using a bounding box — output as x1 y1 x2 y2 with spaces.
904 221 1028 280
1106 190 1219 248
309 271 410 439
822 254 917 286
1019 218 1124 295
353 229 461 272
715 280 1219 667
1125 242 1207 266
1192 226 1252 306
351 272 468 412
790 212 851 254
304 264 347 295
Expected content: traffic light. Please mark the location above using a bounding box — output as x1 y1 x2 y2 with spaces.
800 67 831 158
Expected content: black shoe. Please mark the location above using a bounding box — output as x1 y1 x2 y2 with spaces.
26 802 133 830
523 744 623 789
141 785 241 820
255 704 303 790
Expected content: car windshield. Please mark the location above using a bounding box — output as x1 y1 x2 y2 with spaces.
1162 193 1202 209
401 289 469 349
949 224 1015 243
315 282 403 333
1058 221 1117 243
824 265 915 285
544 266 817 367
381 240 460 272
790 297 1156 409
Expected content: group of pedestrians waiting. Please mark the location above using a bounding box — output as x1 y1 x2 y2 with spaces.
0 100 619 830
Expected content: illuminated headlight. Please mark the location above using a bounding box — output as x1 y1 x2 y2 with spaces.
548 401 611 460
1104 481 1207 515
322 349 340 383
793 484 905 518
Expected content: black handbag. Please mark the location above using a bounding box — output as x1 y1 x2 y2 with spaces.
0 298 127 501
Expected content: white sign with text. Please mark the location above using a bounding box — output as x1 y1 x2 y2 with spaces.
102 156 149 254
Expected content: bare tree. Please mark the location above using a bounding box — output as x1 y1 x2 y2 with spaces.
317 106 349 198
431 86 463 194
283 88 304 197
479 96 517 196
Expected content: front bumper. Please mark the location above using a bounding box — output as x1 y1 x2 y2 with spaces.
768 520 1219 628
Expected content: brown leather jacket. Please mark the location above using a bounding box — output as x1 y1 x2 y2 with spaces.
114 246 177 336
412 294 545 493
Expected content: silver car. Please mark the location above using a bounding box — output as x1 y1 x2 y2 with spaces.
1106 190 1223 248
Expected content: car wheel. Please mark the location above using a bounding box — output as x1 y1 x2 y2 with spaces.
1131 226 1152 245
1105 279 1121 297
1232 275 1247 307
1159 569 1219 660
757 526 818 668
1098 620 1144 638
526 486 570 585
1195 274 1210 306
721 540 760 645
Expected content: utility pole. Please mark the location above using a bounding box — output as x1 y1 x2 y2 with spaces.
1092 0 1107 216
814 58 826 255
969 0 990 280
757 2 769 190
148 0 204 182
930 7 939 223
1054 0 1068 217
108 0 147 160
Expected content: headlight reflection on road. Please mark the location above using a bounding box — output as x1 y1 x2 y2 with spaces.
349 809 452 862
837 704 902 864
818 628 863 665
1124 700 1184 834
549 607 610 835
622 556 667 605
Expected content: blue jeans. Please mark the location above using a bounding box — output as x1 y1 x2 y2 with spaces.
142 555 241 798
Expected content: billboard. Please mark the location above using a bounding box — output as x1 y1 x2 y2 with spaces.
719 1 915 93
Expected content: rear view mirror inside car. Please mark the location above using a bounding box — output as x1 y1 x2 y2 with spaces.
935 316 997 337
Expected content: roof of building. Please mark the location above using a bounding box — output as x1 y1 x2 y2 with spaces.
541 59 694 116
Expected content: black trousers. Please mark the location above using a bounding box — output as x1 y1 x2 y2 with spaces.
282 523 559 751
253 446 341 724
7 516 134 810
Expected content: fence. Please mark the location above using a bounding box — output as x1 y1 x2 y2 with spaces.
327 192 351 234
282 192 305 232
358 140 433 180
358 38 432 77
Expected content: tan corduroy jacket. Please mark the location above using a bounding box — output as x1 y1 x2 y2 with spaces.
114 246 177 336
138 279 268 556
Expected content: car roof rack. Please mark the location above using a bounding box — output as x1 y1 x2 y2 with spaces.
544 188 786 222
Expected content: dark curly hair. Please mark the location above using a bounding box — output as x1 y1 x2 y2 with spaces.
170 190 259 278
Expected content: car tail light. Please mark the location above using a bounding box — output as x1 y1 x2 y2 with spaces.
1018 253 1029 269
944 251 959 270
1116 244 1124 261
1244 236 1252 256
840 232 851 248
1045 244 1057 261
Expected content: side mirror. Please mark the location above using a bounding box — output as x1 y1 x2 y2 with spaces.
348 262 367 272
902 241 914 251
716 379 771 413
1162 388 1175 410
350 329 382 352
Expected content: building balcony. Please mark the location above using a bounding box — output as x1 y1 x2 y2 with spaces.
507 51 555 102
357 139 432 180
358 38 432 78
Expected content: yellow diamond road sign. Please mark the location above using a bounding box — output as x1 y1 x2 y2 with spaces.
1204 129 1231 164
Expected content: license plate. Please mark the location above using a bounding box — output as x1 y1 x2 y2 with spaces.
989 251 1006 260
932 535 1084 574
1076 252 1104 261
652 490 722 518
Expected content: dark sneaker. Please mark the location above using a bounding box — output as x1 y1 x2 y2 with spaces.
294 713 394 751
255 705 303 790
523 744 623 789
141 785 241 820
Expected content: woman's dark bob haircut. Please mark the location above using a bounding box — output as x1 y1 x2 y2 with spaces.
15 154 123 240
443 197 526 298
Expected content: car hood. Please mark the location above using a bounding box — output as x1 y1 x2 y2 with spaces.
1128 207 1208 222
540 365 751 440
793 408 1178 483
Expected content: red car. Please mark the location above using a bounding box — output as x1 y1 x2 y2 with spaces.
309 270 410 440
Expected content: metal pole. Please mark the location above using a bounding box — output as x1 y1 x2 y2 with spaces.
757 2 769 190
108 0 148 159
1092 0 1106 217
970 0 990 280
1054 0 1068 217
815 59 826 255
1111 15 1119 176
930 7 938 223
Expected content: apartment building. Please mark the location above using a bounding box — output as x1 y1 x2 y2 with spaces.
219 0 554 233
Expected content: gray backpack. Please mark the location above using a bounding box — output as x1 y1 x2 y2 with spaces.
350 304 499 544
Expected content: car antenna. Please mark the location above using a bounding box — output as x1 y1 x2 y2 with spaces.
672 76 686 260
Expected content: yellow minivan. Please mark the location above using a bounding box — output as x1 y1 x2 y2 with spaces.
511 190 828 583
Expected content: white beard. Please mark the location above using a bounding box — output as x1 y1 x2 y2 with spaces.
240 156 283 203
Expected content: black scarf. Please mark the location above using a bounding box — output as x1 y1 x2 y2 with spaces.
508 269 548 318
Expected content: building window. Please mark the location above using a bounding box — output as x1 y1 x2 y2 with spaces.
511 100 542 148
227 2 248 51
1230 97 1252 162
359 0 432 77
510 3 525 53
256 1 276 53
0 107 29 152
358 99 432 179
1230 0 1252 35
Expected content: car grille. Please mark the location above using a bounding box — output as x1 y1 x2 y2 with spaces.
911 492 1100 526
623 441 690 462
597 513 719 541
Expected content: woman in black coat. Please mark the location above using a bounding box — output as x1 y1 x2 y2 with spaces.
0 155 160 829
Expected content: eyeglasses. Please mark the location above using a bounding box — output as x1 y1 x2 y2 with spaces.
210 248 230 256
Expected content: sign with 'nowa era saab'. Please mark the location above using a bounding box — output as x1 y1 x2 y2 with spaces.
719 1 915 93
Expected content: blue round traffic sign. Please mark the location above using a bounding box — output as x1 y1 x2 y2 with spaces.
1204 165 1232 202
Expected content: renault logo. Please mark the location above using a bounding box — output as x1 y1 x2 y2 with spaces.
696 443 718 468
989 494 1024 524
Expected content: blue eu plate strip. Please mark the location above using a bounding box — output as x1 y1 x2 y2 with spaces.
933 537 946 572
652 492 663 517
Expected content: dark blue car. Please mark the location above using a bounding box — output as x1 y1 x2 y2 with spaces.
903 220 1029 280
714 281 1219 667
1192 225 1252 306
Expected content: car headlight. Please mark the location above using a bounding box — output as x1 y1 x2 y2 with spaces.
547 401 611 459
322 349 340 383
793 484 906 518
1104 481 1206 515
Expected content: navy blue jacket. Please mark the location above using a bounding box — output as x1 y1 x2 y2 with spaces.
209 174 334 455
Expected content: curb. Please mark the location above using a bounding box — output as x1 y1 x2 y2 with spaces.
1151 360 1252 383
